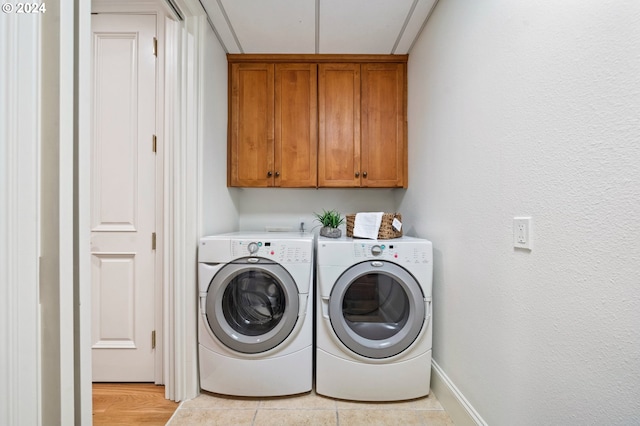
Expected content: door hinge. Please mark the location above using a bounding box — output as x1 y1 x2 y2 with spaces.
152 232 156 250
152 134 157 153
151 330 156 349
153 37 157 57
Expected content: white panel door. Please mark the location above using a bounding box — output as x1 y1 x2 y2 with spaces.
91 14 157 382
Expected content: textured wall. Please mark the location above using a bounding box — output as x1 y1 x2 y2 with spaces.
402 0 640 424
237 188 397 233
201 24 240 235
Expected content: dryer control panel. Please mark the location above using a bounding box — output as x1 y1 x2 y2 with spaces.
231 239 312 263
353 242 430 265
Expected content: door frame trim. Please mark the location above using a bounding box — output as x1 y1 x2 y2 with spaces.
0 11 42 424
162 8 207 401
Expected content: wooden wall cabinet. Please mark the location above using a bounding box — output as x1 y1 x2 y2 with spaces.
317 63 361 187
228 62 317 187
228 55 407 188
318 62 407 188
361 63 407 188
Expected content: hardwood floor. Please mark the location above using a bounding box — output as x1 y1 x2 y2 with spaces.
92 383 179 425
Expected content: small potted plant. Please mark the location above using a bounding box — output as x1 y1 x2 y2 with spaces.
314 209 344 238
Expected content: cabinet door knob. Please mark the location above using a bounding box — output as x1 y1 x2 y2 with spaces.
363 171 368 178
267 171 273 177
275 171 280 177
355 172 360 178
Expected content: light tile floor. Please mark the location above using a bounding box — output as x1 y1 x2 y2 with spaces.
167 389 454 425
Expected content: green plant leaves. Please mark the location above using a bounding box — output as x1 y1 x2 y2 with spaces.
313 209 344 228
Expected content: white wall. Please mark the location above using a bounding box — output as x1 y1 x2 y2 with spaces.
238 188 397 233
200 24 240 235
403 0 640 424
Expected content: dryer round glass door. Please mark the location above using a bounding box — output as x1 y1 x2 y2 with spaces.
205 259 299 353
329 260 426 359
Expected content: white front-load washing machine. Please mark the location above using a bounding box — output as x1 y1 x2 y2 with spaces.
198 232 314 397
316 235 433 401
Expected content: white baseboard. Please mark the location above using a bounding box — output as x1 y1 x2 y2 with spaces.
431 360 488 426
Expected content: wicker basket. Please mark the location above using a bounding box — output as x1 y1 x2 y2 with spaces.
346 213 403 239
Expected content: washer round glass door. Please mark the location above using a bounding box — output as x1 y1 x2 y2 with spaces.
205 258 299 354
329 260 426 359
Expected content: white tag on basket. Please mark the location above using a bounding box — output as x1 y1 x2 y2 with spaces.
392 217 402 232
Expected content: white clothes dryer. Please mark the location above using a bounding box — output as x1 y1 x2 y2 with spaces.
316 236 433 401
198 232 314 397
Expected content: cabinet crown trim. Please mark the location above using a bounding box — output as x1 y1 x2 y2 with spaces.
227 54 408 64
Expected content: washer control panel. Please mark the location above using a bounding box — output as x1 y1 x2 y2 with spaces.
353 242 430 264
231 239 312 263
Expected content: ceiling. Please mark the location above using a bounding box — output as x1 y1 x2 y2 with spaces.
198 0 438 55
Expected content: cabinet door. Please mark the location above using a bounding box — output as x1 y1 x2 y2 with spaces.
318 63 361 187
228 63 274 187
275 64 317 187
361 63 407 188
